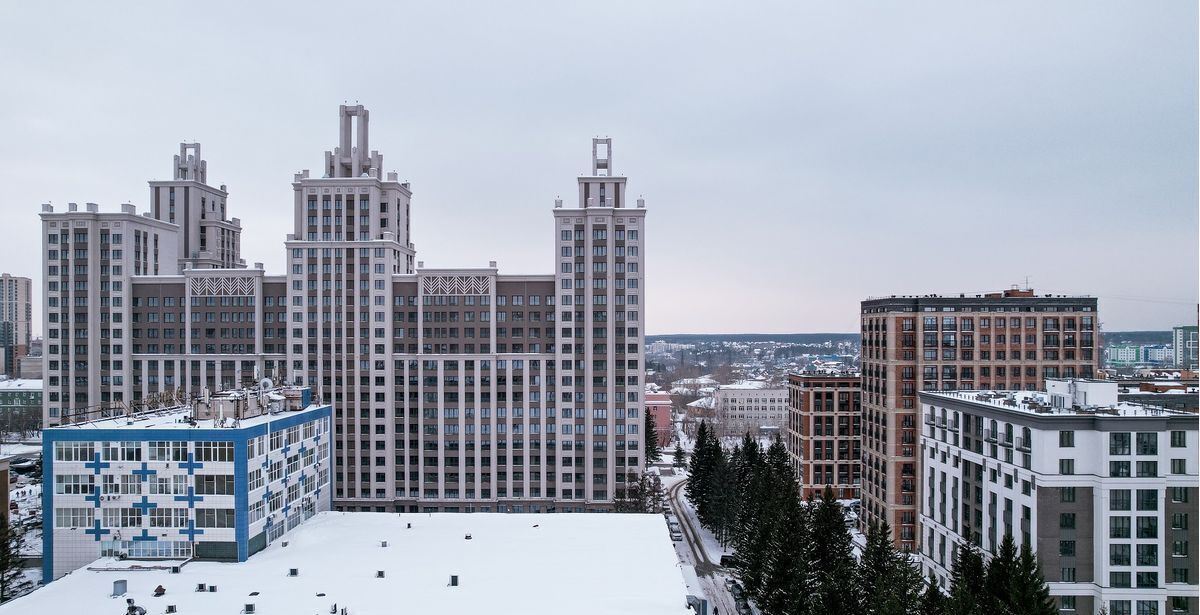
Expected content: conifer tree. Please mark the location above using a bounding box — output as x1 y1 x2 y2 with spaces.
644 409 663 463
984 534 1019 615
685 421 712 509
1009 542 1056 615
673 444 686 468
809 487 857 614
920 574 946 615
757 489 814 615
0 513 26 603
948 542 987 615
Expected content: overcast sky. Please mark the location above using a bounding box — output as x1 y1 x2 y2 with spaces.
1 2 1196 335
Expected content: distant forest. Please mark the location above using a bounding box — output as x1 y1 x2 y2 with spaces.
1101 331 1173 346
647 333 859 345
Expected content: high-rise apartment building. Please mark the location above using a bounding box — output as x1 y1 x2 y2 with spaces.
1173 325 1198 370
859 289 1099 550
40 105 648 513
785 372 861 499
919 379 1197 615
148 143 244 270
0 274 33 376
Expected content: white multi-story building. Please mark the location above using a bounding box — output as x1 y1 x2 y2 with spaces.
714 382 788 438
42 385 331 581
919 379 1198 615
1174 326 1198 371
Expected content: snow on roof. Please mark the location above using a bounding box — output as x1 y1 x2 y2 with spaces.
0 379 42 390
6 512 690 615
720 380 771 390
686 397 716 409
50 403 326 432
0 444 41 459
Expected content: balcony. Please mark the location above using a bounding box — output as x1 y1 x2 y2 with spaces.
984 430 998 443
1016 437 1031 452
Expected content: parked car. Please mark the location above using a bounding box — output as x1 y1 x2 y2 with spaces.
719 554 741 568
669 529 683 541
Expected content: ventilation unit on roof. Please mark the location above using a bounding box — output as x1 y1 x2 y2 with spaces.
244 604 256 614
111 580 127 597
376 570 385 578
209 585 218 592
195 583 207 592
380 540 388 547
166 607 177 614
449 575 459 587
289 568 299 577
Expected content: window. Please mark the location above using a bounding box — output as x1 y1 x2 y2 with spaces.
194 475 234 495
1170 487 1189 503
1111 516 1131 538
1060 487 1076 503
1171 430 1186 447
1111 489 1132 510
1059 459 1075 475
1137 543 1158 566
54 475 94 495
1136 432 1158 455
1110 461 1131 477
1111 543 1130 565
150 475 188 495
1172 513 1189 530
1137 516 1158 539
55 508 94 528
1059 597 1076 612
149 509 189 528
1171 459 1187 474
1060 513 1076 529
1111 572 1131 588
102 508 143 528
195 508 235 528
1136 461 1158 477
1059 540 1076 557
1110 432 1131 455
1172 540 1189 557
248 469 264 491
1137 489 1159 511
195 442 233 462
1135 572 1158 589
148 441 187 462
1059 430 1075 447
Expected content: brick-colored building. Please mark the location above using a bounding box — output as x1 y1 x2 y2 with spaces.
786 373 861 499
645 391 673 448
859 289 1099 550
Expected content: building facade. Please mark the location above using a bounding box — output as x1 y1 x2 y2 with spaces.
919 379 1198 615
40 105 648 513
713 383 787 438
42 386 332 581
785 373 861 499
0 379 42 436
1174 326 1198 371
860 289 1100 550
0 274 32 377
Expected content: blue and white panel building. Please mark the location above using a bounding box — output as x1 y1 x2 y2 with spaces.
42 386 332 581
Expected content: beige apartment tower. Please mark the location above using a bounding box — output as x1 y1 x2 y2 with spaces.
41 106 649 513
0 274 32 376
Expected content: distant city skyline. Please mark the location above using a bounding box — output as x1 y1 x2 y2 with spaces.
2 2 1195 335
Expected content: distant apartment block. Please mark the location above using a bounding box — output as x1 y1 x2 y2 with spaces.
0 274 32 377
785 372 861 499
645 391 673 448
713 382 787 438
1174 326 1199 370
43 385 331 581
0 378 42 434
860 288 1099 550
919 379 1198 615
40 106 648 513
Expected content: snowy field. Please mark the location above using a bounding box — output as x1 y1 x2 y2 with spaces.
1 511 693 615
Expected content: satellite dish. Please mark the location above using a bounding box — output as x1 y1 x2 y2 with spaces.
260 378 273 390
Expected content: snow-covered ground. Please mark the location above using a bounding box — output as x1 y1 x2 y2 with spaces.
2 511 692 615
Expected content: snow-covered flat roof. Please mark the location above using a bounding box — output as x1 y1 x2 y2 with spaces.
4 512 691 615
0 379 42 391
49 403 327 432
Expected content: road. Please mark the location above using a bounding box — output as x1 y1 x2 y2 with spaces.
668 478 740 615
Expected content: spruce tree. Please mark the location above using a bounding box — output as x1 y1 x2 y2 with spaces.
0 513 26 603
685 421 712 509
672 444 686 468
984 534 1018 615
809 487 857 614
920 574 946 615
757 488 814 615
644 409 663 463
1009 542 1056 615
948 542 987 615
